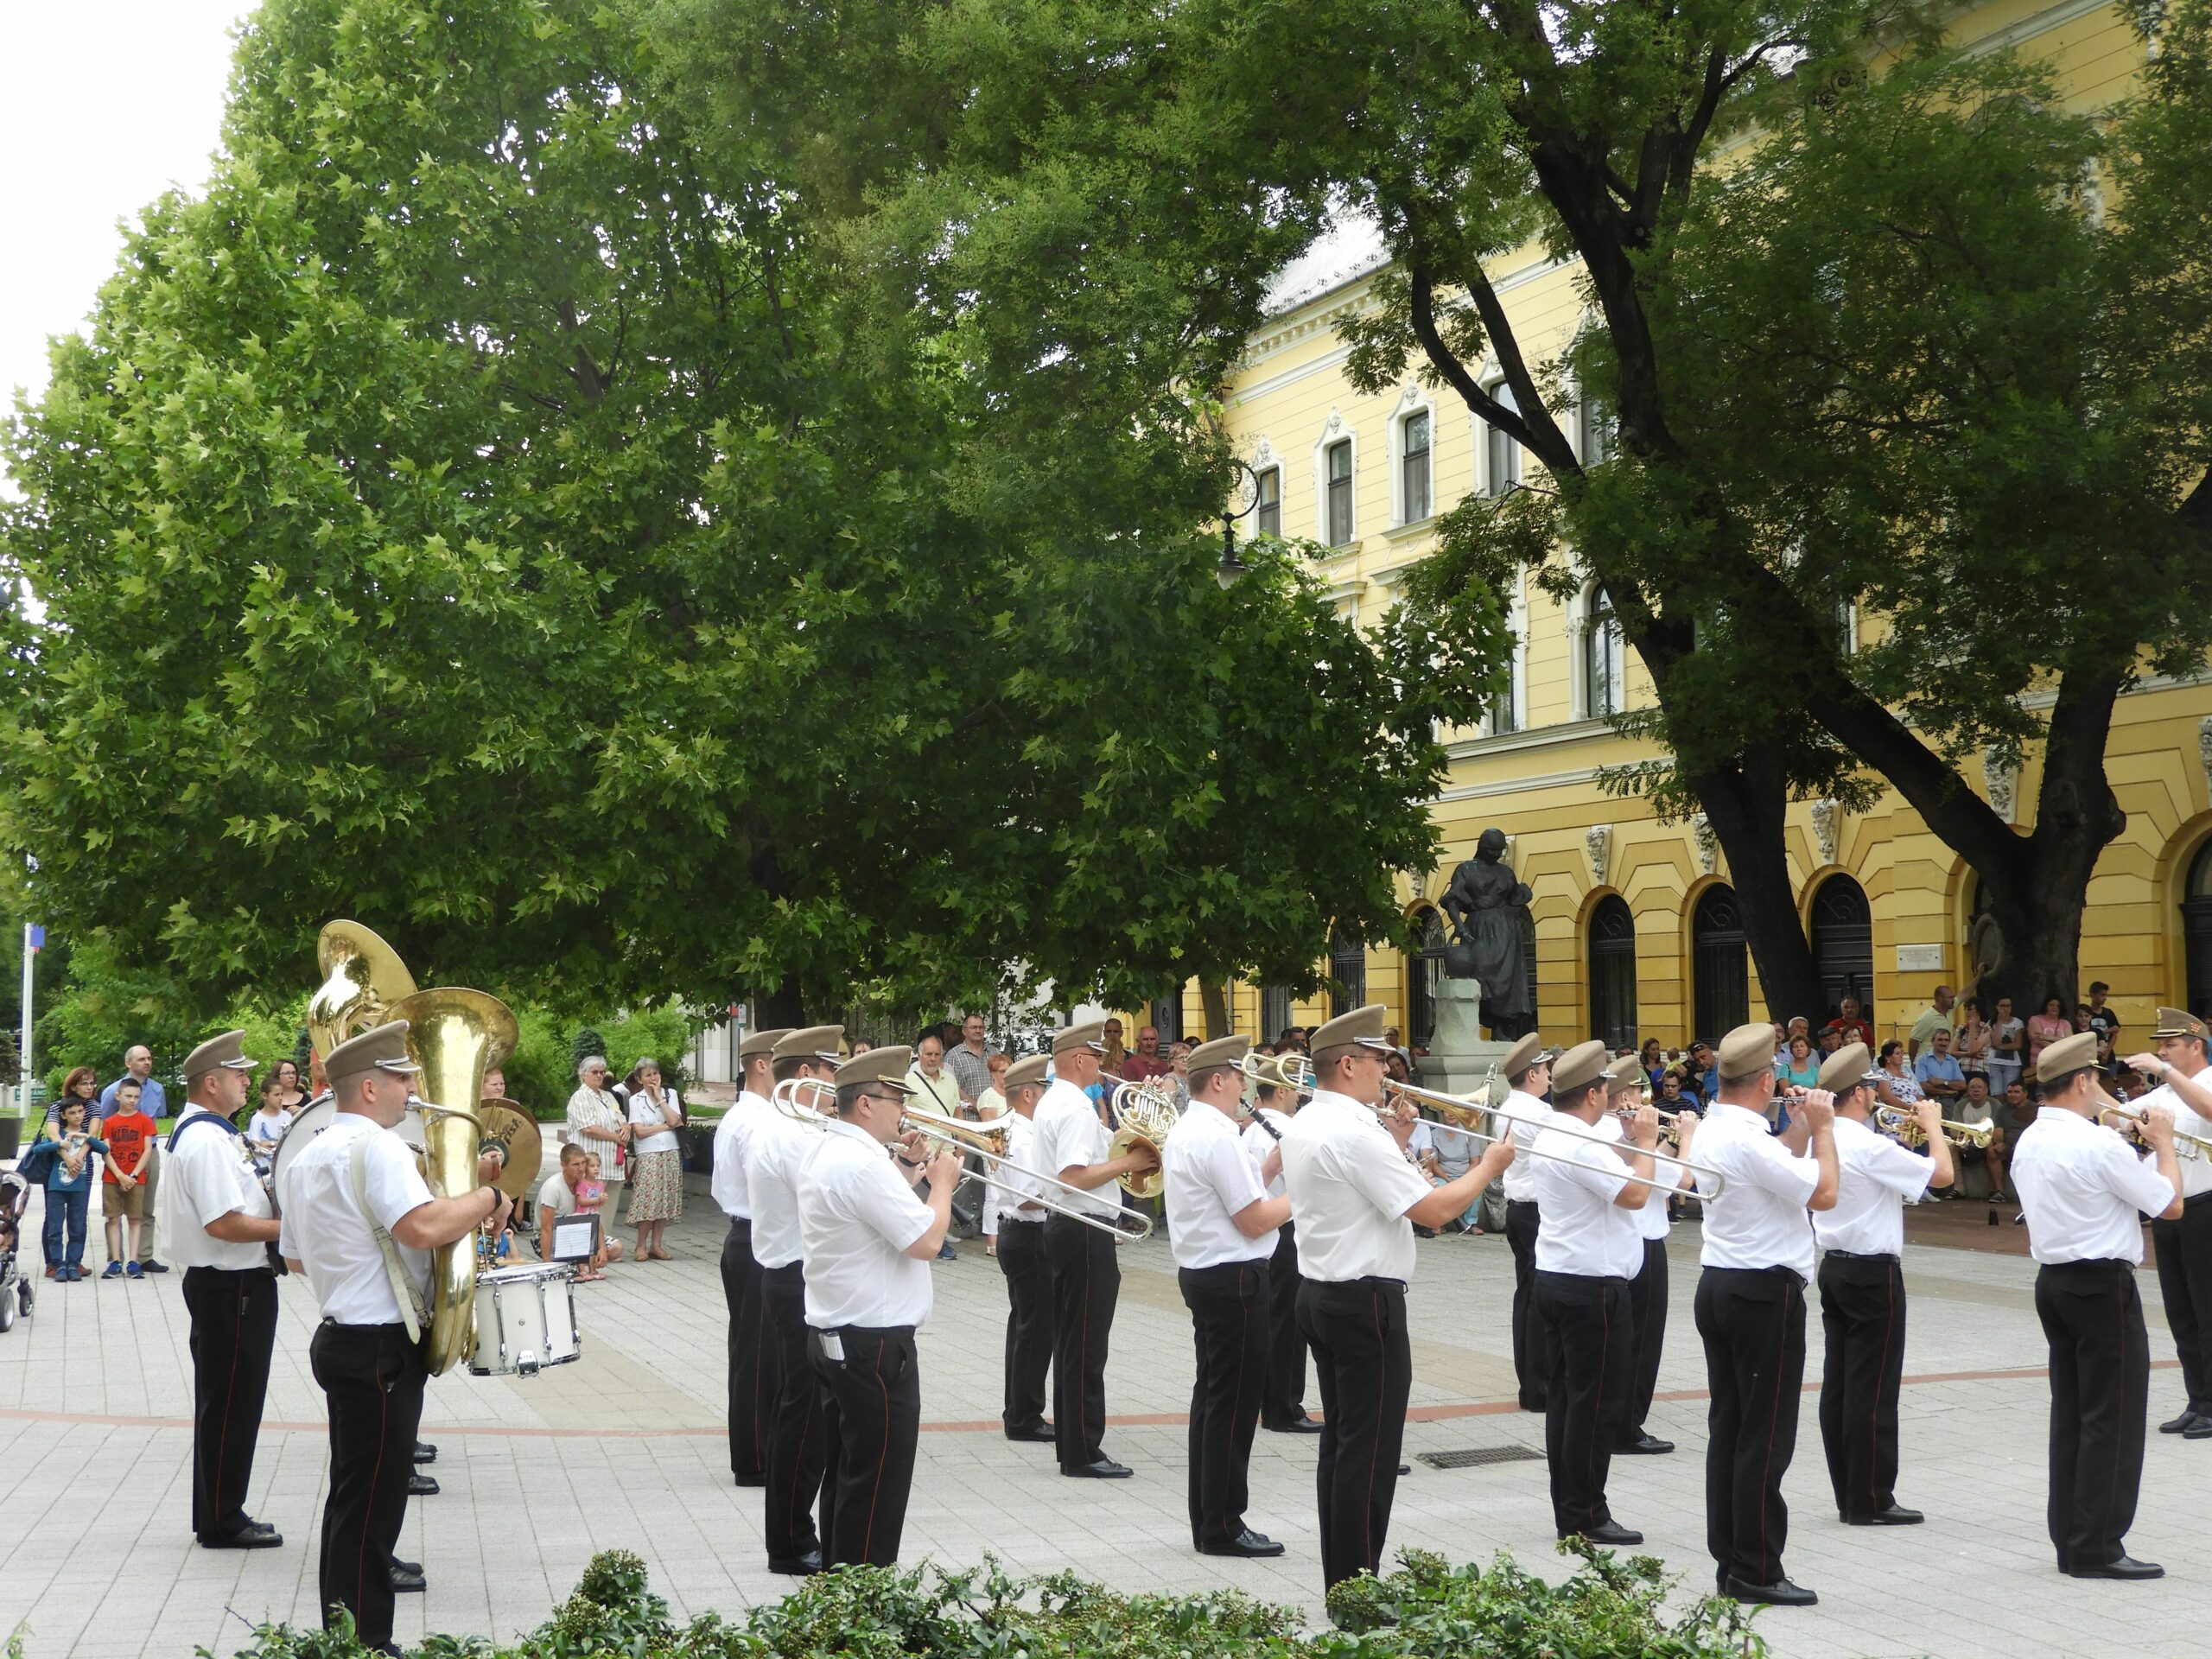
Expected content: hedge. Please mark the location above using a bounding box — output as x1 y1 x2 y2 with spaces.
183 1543 1767 1659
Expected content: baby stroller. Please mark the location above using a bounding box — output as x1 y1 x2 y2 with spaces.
0 1171 31 1332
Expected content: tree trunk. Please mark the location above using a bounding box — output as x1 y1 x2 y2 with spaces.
1688 757 1829 1026
756 976 807 1030
1199 979 1230 1040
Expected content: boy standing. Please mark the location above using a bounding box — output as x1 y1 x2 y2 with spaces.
101 1078 159 1278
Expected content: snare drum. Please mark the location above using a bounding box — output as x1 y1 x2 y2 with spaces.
468 1262 582 1376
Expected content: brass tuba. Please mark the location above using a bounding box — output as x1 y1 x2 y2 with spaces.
388 986 519 1376
307 920 418 1060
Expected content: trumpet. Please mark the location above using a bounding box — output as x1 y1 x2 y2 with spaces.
2097 1101 2212 1161
1382 1076 1729 1198
899 1103 1154 1242
1875 1104 1999 1150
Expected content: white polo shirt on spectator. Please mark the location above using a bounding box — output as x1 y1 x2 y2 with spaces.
1694 1100 1819 1281
157 1105 272 1272
1529 1116 1643 1280
711 1089 773 1220
798 1120 934 1329
2130 1063 2212 1200
2013 1108 2177 1265
1813 1114 1935 1258
1280 1090 1432 1283
1033 1077 1117 1218
1498 1089 1554 1204
746 1109 814 1270
1163 1103 1274 1270
277 1113 434 1324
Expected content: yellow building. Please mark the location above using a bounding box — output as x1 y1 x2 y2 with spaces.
1149 0 2212 1058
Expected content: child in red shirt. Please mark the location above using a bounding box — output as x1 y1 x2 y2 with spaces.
100 1078 159 1279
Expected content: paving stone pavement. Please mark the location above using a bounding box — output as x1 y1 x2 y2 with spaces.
1 1190 2207 1659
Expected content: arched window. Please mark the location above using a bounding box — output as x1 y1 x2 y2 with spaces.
1400 408 1432 523
1692 885 1750 1039
1809 875 1874 1028
1254 467 1281 537
1584 585 1624 718
1484 382 1521 497
1408 907 1447 1048
2185 843 2212 1020
1587 895 1637 1052
1329 931 1367 1018
1261 985 1295 1045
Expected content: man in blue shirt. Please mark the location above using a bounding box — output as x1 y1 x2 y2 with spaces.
1911 1028 1967 1107
97 1046 170 1271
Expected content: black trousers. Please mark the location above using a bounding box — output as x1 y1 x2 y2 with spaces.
1180 1259 1272 1548
1260 1223 1310 1427
810 1324 921 1567
308 1321 425 1654
1694 1266 1807 1587
2152 1192 2212 1414
1619 1236 1668 1442
760 1262 827 1560
721 1217 768 1483
998 1218 1054 1436
182 1265 276 1541
2036 1259 2150 1570
1046 1214 1121 1469
1297 1277 1412 1591
1817 1252 1908 1520
1506 1200 1549 1409
1535 1270 1633 1536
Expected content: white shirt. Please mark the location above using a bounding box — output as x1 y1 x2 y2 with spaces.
747 1109 815 1269
537 1172 578 1220
563 1086 626 1184
1033 1077 1117 1218
1813 1114 1935 1257
798 1120 934 1329
1529 1115 1644 1279
156 1105 273 1271
246 1108 294 1149
2131 1063 2212 1199
626 1088 683 1157
710 1089 773 1219
1243 1110 1292 1197
985 1111 1048 1225
1694 1101 1819 1281
2013 1107 2177 1265
1164 1101 1274 1269
1280 1090 1432 1283
1499 1089 1554 1203
277 1113 435 1323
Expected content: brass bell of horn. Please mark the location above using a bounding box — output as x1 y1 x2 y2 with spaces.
307 920 417 1060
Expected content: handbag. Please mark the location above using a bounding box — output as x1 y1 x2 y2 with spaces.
16 1140 57 1186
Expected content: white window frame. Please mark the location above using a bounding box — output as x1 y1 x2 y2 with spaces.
1571 579 1625 721
1312 412 1357 549
1387 383 1438 527
1480 568 1529 737
1478 378 1522 499
1245 437 1281 541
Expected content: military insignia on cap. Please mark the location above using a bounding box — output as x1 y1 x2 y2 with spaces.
1003 1054 1050 1091
835 1045 916 1093
1602 1057 1646 1097
1308 1002 1390 1054
2037 1029 2098 1080
1548 1039 1611 1097
323 1020 421 1089
738 1027 793 1058
1717 1021 1779 1082
772 1025 844 1063
1817 1041 1872 1096
182 1028 256 1082
1185 1035 1251 1071
1053 1020 1107 1056
2154 1007 2208 1042
1500 1032 1545 1079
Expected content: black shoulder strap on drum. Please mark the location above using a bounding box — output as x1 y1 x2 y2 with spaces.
167 1109 242 1153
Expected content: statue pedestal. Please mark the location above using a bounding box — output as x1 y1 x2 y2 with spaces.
1418 976 1515 1101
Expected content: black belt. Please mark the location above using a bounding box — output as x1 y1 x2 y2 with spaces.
725 1214 753 1229
318 1319 412 1332
2183 1192 2212 1211
999 1214 1045 1225
817 1322 917 1341
1507 1199 1539 1211
1823 1249 1899 1262
182 1263 274 1277
2040 1257 2136 1273
1314 1274 1407 1290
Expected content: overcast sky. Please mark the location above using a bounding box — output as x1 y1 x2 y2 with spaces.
1 2 256 432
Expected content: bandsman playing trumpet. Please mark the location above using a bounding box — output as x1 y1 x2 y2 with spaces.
1602 1058 1697 1458
1243 1058 1319 1433
712 1027 790 1487
1812 1042 1952 1529
987 1054 1058 1444
2124 1009 2212 1440
1161 1035 1294 1558
1281 1005 1513 1595
2012 1028 2183 1580
1526 1040 1662 1547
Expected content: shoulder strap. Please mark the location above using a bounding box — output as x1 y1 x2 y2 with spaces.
347 1132 428 1343
167 1109 242 1153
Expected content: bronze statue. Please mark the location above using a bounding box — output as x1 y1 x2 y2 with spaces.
1440 828 1536 1039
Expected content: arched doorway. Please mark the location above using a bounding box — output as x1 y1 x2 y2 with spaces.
1329 930 1367 1018
1809 874 1875 1027
2185 843 2212 1020
1692 885 1749 1039
1587 895 1637 1052
1407 907 1447 1049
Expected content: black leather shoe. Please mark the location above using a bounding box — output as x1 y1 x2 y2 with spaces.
2186 1418 2212 1440
1265 1414 1324 1434
1843 1505 1924 1526
1615 1433 1674 1455
143 1261 170 1273
408 1471 439 1496
392 1559 422 1575
1396 1464 1411 1476
389 1564 427 1593
413 1440 438 1464
734 1473 766 1487
1200 1529 1287 1558
203 1521 283 1549
767 1551 823 1575
1063 1458 1133 1478
1723 1575 1818 1606
2067 1555 2164 1580
1517 1395 1547 1413
1007 1423 1058 1443
1568 1522 1643 1547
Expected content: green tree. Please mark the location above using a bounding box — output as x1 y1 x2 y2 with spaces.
1 0 1491 1027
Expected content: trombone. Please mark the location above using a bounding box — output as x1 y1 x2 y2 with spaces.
1875 1104 1999 1150
1237 1052 1315 1098
772 1075 837 1127
1381 1075 1729 1198
899 1103 1154 1242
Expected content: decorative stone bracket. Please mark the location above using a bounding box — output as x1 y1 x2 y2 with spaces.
1586 823 1611 887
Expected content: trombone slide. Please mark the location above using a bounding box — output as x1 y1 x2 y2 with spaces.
1381 1077 1726 1198
899 1103 1154 1242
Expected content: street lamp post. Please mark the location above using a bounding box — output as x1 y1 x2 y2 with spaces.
1217 456 1264 588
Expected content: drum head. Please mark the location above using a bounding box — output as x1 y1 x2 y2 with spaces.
269 1096 428 1211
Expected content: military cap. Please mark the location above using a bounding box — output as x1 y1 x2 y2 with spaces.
1053 1020 1107 1057
738 1027 792 1058
324 1020 420 1089
1499 1031 1547 1082
2037 1030 2098 1081
182 1028 255 1082
1003 1054 1051 1092
1186 1035 1252 1072
1309 1003 1391 1056
1817 1041 1873 1097
1549 1039 1611 1098
1717 1021 1779 1082
773 1024 844 1064
836 1044 916 1094
2154 1007 2209 1043
1603 1057 1648 1099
